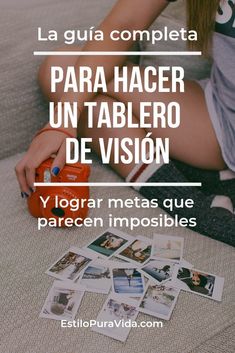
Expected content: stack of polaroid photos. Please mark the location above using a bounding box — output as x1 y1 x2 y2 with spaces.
40 228 224 342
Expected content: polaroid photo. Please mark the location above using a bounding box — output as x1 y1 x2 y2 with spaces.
85 228 133 259
46 247 96 282
111 264 145 297
140 259 177 284
139 282 180 321
78 259 111 294
172 266 224 301
92 293 138 342
39 281 85 321
116 235 152 265
152 234 184 262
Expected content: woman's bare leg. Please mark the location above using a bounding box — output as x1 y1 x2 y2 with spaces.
105 63 225 170
38 47 226 179
78 94 147 178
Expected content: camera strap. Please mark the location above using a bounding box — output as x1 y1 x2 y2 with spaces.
34 127 76 140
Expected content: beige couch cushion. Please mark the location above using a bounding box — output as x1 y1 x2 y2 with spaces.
0 1 234 352
0 0 116 159
0 153 234 353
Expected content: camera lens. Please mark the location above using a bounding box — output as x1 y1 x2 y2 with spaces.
51 207 65 218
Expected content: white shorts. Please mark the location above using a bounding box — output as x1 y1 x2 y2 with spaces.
197 79 234 170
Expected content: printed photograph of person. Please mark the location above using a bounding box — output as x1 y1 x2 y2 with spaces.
40 282 85 321
111 267 145 296
173 266 224 301
141 259 176 284
78 261 111 294
152 235 184 262
139 283 179 320
86 229 132 258
92 294 138 342
177 267 214 295
46 247 95 281
117 236 152 265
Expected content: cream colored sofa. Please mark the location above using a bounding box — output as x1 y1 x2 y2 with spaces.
0 1 234 353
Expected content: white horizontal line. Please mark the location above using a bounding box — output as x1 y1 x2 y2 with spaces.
33 51 202 56
34 182 201 187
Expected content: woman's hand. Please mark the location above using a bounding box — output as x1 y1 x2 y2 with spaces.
15 123 77 197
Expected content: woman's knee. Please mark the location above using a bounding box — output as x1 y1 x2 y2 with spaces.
37 45 82 102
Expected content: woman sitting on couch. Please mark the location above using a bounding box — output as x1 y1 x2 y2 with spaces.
15 0 235 246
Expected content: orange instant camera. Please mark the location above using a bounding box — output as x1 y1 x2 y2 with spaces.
27 158 90 226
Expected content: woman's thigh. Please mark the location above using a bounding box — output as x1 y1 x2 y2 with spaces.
38 49 225 170
105 64 225 170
